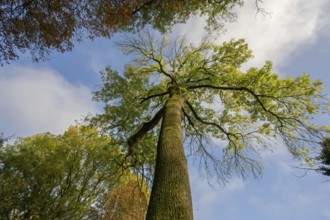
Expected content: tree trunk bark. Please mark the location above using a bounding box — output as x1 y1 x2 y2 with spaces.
146 94 193 220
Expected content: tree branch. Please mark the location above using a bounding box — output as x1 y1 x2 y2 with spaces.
186 100 234 138
150 54 175 81
140 91 170 103
131 0 156 15
182 108 195 129
119 40 175 81
187 84 284 127
127 107 164 155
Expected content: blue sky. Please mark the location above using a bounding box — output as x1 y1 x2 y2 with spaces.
1 0 330 219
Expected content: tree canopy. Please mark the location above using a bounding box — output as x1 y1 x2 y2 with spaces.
91 32 329 219
93 33 329 179
0 0 249 64
0 126 148 219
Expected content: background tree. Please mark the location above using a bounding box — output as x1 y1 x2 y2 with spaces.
91 177 149 220
315 138 330 176
0 0 268 64
91 32 329 219
0 125 148 219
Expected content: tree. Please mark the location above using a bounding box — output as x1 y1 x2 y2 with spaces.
0 125 147 219
316 138 330 176
0 0 269 64
91 32 329 219
91 177 149 220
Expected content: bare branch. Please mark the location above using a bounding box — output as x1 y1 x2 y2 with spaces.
254 0 271 16
118 33 176 82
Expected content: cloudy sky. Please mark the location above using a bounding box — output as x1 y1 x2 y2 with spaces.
1 0 330 219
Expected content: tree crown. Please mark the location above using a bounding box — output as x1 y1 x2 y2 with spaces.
0 125 143 219
92 33 329 182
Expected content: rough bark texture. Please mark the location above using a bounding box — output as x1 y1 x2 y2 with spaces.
146 94 193 220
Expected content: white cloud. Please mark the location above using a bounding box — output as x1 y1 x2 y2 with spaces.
190 143 330 220
0 66 99 137
248 195 283 214
254 155 330 219
73 37 131 74
173 0 330 69
190 168 246 218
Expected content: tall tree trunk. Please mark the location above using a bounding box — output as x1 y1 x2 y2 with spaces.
146 94 193 220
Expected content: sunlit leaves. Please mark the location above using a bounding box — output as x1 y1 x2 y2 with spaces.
93 33 329 181
0 126 125 219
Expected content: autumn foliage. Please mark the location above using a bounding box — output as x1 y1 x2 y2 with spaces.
97 180 149 220
0 0 242 64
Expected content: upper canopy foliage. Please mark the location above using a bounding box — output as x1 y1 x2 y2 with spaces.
0 0 248 64
92 32 329 182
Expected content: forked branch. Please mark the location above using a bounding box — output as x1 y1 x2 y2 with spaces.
127 108 164 155
186 100 234 138
188 84 284 125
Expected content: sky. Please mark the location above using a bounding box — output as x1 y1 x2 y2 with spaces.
1 0 330 219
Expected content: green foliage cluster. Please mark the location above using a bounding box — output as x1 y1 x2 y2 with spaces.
92 33 329 181
317 138 330 176
0 126 129 219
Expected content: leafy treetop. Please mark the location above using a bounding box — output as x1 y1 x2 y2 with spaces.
92 32 329 182
0 125 148 219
